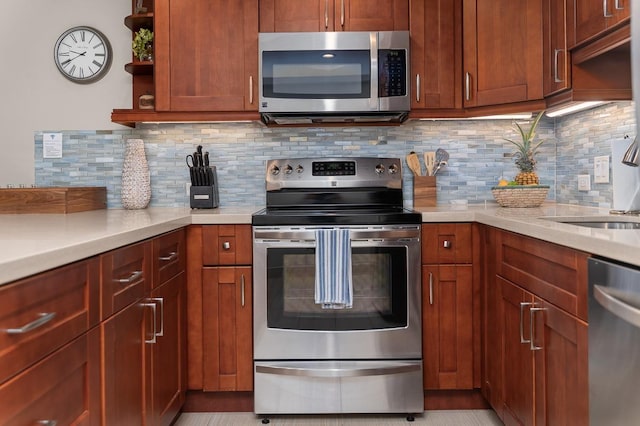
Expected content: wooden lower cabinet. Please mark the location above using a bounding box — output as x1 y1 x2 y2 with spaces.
422 264 473 389
483 227 589 425
102 299 146 425
202 266 253 392
146 272 187 426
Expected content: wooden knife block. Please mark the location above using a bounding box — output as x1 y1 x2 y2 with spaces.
413 176 437 207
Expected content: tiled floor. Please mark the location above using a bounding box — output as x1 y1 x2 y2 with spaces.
175 410 503 425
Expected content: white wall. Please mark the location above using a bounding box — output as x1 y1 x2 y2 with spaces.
0 1 131 185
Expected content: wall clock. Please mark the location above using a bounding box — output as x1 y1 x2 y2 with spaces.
53 26 113 84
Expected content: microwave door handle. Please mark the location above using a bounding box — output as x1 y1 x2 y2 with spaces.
370 32 379 110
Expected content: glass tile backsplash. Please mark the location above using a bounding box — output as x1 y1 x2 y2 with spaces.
34 102 634 209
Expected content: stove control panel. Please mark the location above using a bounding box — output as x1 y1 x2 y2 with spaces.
266 157 403 190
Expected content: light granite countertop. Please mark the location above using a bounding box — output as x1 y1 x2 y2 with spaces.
1 203 639 286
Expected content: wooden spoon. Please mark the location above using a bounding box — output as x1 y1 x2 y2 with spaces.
406 152 422 176
424 152 436 176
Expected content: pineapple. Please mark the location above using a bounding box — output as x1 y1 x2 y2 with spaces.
504 111 545 185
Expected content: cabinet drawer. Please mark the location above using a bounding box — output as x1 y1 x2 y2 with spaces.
101 240 152 319
153 228 186 289
0 258 99 383
495 230 589 320
0 328 100 425
422 223 472 264
202 225 252 266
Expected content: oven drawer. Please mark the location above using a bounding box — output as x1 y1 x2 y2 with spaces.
254 360 423 414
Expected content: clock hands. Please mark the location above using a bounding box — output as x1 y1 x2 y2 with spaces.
61 50 87 66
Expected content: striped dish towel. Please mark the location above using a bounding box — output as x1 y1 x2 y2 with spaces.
315 228 353 309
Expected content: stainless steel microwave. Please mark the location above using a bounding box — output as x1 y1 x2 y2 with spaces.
258 31 410 124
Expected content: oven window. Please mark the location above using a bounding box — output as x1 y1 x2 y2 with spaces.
262 50 371 99
266 247 408 331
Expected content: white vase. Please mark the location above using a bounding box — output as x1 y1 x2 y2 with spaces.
121 138 151 209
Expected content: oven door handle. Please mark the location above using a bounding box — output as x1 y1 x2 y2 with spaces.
254 229 419 241
255 362 421 378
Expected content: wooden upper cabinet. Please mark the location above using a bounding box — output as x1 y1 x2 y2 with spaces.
259 0 409 32
410 0 462 110
462 0 544 107
543 0 571 96
154 0 259 112
571 0 630 48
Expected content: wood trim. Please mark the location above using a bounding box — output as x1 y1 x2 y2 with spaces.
186 225 204 389
182 391 253 412
424 390 491 410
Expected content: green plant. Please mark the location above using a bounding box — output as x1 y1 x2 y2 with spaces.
132 28 154 61
503 110 545 184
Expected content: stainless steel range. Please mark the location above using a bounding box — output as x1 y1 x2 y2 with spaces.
252 157 423 417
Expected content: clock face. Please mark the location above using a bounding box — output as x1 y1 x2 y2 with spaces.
54 26 112 84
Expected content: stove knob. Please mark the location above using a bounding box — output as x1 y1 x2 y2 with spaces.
270 165 280 175
284 165 293 174
375 164 385 175
296 165 304 174
388 163 399 174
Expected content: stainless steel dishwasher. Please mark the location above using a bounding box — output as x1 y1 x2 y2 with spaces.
589 258 640 425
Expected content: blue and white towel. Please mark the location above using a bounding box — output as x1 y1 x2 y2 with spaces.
315 228 353 309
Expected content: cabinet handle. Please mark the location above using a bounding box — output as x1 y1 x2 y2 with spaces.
150 297 164 337
6 312 56 335
603 0 613 17
529 306 546 351
340 0 345 28
159 252 178 262
223 241 231 250
519 302 532 344
465 72 471 101
142 302 157 344
324 0 329 29
428 272 434 305
36 421 58 426
443 240 451 249
114 270 143 284
416 74 421 103
249 75 254 104
553 49 564 83
241 274 246 307
614 0 623 10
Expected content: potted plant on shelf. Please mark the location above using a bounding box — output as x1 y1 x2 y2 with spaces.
132 28 154 62
492 111 550 207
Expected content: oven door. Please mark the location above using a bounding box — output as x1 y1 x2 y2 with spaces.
253 225 421 360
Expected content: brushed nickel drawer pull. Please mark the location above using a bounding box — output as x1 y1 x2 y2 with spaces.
241 274 246 307
223 241 231 250
249 75 254 104
340 0 345 27
416 74 421 103
142 302 157 344
443 240 451 249
150 297 164 337
6 312 56 335
324 0 329 29
114 270 143 284
159 252 178 262
553 49 564 83
465 72 471 101
429 272 434 305
603 0 613 17
36 421 58 426
530 306 547 351
519 302 532 344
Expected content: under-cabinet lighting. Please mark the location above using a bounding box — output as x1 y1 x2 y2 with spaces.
545 101 606 117
419 113 533 121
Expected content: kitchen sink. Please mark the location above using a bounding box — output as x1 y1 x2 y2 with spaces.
542 216 640 229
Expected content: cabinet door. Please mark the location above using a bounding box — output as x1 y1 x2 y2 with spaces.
155 0 259 112
202 267 253 391
532 298 588 426
259 0 408 32
462 0 543 107
422 264 473 389
572 0 630 47
146 272 187 426
340 0 409 31
102 301 145 426
260 0 335 31
410 0 462 110
543 0 570 96
499 276 535 426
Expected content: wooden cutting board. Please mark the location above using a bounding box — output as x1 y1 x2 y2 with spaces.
0 187 107 214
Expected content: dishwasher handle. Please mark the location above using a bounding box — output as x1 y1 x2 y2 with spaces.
594 284 640 329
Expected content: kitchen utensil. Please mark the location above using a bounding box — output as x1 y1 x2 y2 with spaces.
433 149 450 175
424 152 436 176
406 152 422 176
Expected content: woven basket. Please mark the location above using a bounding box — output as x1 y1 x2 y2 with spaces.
491 185 549 208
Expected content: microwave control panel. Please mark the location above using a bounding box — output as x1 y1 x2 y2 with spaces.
379 49 407 98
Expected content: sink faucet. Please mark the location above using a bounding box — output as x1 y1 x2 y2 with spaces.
622 136 639 167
